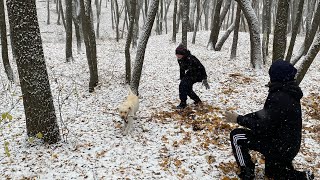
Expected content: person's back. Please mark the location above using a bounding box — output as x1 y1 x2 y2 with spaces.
223 60 314 180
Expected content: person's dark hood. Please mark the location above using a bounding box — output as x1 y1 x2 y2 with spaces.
269 60 297 83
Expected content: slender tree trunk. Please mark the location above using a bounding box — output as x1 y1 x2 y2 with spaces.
164 0 171 34
172 0 177 42
0 0 14 81
125 0 136 84
131 0 159 95
132 1 140 48
230 3 241 59
296 32 320 85
114 0 120 41
66 0 73 62
219 0 232 27
73 0 82 53
191 0 200 44
292 2 320 65
58 0 66 29
47 0 50 24
6 0 61 144
96 0 102 38
57 0 61 25
285 0 304 62
208 0 223 50
272 0 289 61
215 23 235 51
181 0 189 47
80 0 99 92
262 0 271 64
236 0 262 68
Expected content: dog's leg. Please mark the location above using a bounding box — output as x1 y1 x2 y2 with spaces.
123 117 133 136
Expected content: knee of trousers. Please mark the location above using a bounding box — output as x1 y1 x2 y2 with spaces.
230 128 248 139
230 128 252 146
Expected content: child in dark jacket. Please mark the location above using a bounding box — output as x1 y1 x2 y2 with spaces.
223 60 314 180
175 44 209 109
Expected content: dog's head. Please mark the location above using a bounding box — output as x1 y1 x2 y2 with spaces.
118 104 131 121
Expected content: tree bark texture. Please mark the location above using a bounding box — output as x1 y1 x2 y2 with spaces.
236 0 262 68
272 0 289 62
0 0 14 81
6 0 60 144
296 32 320 85
80 0 99 92
130 0 159 95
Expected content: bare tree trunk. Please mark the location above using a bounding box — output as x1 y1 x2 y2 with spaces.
47 0 50 24
191 0 200 44
176 0 182 32
236 0 262 68
111 0 114 29
215 23 235 51
131 0 159 95
204 0 210 30
58 0 66 29
296 32 320 85
164 0 171 34
57 0 61 25
262 0 271 64
121 2 128 38
188 0 196 32
292 2 320 65
230 3 241 59
159 0 163 34
208 0 223 50
219 0 232 27
114 0 120 41
305 0 316 36
285 0 304 62
80 0 99 92
125 0 136 84
181 0 189 47
66 0 73 62
95 0 102 38
0 0 14 81
172 0 177 42
7 0 61 144
132 1 141 48
272 0 289 61
73 0 82 53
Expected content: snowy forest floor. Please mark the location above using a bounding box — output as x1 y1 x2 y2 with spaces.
1 1 320 179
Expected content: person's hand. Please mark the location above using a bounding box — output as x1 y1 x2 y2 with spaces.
202 79 210 89
223 111 239 123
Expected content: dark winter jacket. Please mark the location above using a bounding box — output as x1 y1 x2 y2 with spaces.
178 51 207 82
237 81 303 154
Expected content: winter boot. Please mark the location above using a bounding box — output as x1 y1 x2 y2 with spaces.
238 167 255 180
305 170 314 180
176 101 187 109
194 100 202 106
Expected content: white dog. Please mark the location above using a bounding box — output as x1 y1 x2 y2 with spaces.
118 88 139 135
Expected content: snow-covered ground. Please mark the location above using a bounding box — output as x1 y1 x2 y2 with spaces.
0 1 319 179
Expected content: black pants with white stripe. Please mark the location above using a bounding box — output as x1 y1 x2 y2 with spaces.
230 128 307 179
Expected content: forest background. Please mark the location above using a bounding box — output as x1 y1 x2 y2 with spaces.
0 0 319 179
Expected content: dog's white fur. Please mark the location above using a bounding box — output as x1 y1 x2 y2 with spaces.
118 88 139 135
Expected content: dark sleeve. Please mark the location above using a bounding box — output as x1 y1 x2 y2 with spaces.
237 95 282 134
178 59 185 79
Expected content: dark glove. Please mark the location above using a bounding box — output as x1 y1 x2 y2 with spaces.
223 111 239 123
202 79 210 89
